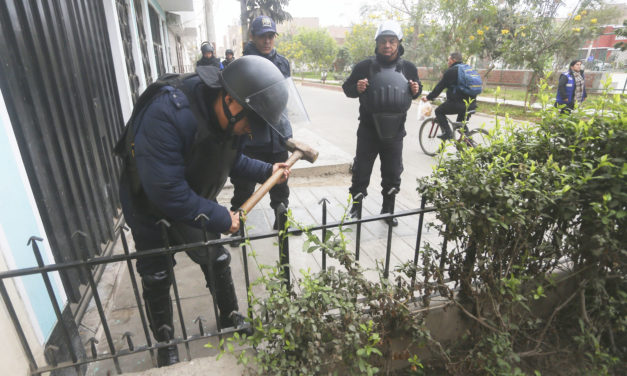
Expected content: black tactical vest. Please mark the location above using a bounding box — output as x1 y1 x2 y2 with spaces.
366 59 412 139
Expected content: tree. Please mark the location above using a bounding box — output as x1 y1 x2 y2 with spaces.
275 32 306 75
614 20 627 51
240 0 292 49
289 28 338 73
399 0 500 80
493 0 612 107
344 22 377 66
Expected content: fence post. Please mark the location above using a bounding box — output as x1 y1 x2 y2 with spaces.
318 198 329 271
383 188 399 279
412 196 427 290
276 204 290 289
353 193 363 261
194 214 223 338
157 219 191 361
118 225 156 365
28 236 83 374
73 231 122 374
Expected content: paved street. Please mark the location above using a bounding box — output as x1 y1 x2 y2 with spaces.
82 83 502 375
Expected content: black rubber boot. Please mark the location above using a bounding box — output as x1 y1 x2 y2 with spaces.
214 250 253 335
142 271 180 367
381 194 398 227
349 195 363 219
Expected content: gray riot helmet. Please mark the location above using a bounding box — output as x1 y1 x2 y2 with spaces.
219 55 309 138
201 42 214 54
367 64 412 139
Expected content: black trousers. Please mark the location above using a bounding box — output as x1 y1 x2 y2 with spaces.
349 126 404 199
434 100 477 136
230 149 289 212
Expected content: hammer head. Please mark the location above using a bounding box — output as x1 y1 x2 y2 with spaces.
285 138 319 163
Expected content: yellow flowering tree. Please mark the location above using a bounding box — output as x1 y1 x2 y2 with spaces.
344 21 377 65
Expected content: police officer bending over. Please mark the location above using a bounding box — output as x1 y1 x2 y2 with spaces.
115 56 297 367
422 52 477 140
342 20 422 226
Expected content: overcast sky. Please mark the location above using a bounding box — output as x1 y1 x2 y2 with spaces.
210 0 595 51
212 0 379 50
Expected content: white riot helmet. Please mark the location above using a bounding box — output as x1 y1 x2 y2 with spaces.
374 20 403 41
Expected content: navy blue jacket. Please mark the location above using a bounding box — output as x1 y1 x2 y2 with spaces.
242 41 292 153
121 77 272 234
556 70 586 104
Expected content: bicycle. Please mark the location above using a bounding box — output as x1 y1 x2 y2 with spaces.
418 110 489 156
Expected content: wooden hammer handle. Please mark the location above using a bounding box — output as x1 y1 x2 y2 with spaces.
239 150 303 214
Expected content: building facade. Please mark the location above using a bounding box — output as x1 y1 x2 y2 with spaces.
0 0 208 373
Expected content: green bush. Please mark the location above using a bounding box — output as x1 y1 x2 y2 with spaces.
221 207 432 375
417 86 626 374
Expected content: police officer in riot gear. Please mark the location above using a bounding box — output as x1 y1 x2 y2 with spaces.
222 48 235 68
116 56 304 367
229 15 293 231
196 42 223 69
342 20 422 225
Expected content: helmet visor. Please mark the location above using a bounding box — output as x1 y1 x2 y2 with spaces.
244 77 310 138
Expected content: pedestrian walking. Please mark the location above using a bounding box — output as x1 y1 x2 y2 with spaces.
555 59 587 114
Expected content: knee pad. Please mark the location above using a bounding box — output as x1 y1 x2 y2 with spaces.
141 270 172 300
213 246 232 272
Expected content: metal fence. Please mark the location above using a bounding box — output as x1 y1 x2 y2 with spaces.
0 197 437 375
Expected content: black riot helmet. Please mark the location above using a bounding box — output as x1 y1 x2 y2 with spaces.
200 42 214 54
225 49 234 56
219 55 308 137
196 55 308 139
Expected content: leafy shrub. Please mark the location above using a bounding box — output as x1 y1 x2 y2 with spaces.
417 85 626 374
222 210 432 375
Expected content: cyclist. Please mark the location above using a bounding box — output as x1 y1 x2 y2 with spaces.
421 52 477 140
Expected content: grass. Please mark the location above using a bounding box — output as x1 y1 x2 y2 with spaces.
476 101 541 122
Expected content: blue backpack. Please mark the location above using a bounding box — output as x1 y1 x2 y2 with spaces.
455 64 483 96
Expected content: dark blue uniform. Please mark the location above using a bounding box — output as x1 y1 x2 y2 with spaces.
119 76 272 275
117 75 273 364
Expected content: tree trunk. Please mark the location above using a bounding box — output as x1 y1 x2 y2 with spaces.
240 0 248 51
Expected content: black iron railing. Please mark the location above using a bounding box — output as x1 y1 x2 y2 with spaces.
0 196 437 375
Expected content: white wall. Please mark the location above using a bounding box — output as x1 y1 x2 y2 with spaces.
103 0 134 122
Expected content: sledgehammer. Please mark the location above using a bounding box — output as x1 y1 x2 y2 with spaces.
239 139 319 214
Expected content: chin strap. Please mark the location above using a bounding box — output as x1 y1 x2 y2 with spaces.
222 94 247 137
